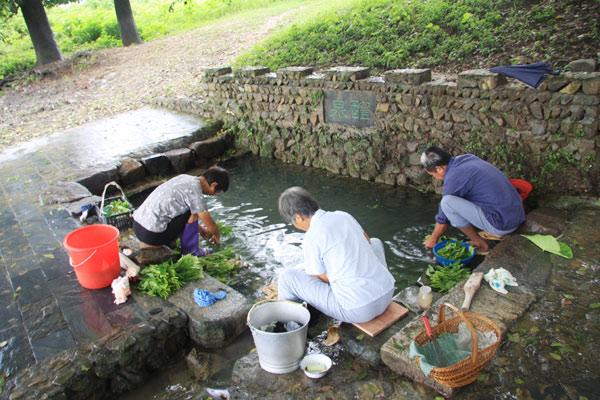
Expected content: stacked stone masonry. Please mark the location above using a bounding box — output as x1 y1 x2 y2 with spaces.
151 65 600 196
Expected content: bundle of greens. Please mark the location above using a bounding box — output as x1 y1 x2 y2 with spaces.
196 247 247 284
102 199 131 217
437 240 473 261
173 221 233 256
426 262 472 293
216 221 233 238
138 254 204 299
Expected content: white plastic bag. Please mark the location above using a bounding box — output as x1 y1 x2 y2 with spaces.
111 276 131 305
484 268 518 294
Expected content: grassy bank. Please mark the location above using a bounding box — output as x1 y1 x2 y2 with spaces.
235 0 600 73
0 0 298 79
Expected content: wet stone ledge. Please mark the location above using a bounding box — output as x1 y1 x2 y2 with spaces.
3 302 188 400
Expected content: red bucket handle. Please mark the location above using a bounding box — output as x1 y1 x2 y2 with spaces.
69 249 98 268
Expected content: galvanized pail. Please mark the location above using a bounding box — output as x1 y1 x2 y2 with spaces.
247 299 311 374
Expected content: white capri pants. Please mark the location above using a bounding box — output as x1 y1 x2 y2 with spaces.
277 238 393 324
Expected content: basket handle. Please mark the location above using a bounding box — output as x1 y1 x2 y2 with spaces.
100 181 128 212
246 298 307 325
437 303 479 363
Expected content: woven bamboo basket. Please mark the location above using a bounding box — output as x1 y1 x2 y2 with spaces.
414 303 502 388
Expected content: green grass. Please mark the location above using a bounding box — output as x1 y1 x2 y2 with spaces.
2 0 598 80
235 0 600 73
0 0 295 79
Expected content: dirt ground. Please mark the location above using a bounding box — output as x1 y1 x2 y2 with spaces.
0 8 303 150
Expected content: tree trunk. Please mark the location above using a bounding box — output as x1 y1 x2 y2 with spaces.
114 0 142 47
20 0 62 65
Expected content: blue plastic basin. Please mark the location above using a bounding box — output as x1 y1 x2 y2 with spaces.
433 240 476 266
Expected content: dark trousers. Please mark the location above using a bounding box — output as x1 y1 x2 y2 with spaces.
133 210 191 246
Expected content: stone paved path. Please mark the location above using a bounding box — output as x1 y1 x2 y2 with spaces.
0 107 207 376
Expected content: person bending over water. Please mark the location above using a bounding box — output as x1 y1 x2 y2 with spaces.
421 146 525 253
132 166 230 256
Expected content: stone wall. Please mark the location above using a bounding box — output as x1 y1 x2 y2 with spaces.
152 64 600 196
2 299 188 400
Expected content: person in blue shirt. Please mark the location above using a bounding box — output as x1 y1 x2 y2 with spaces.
421 146 525 253
276 186 395 324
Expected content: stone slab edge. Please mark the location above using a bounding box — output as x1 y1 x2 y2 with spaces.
381 280 535 397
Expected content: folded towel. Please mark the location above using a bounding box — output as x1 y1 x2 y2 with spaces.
194 288 227 307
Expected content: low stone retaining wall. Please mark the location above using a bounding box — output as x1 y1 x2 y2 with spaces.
66 121 231 196
3 299 188 400
2 276 252 400
152 64 600 196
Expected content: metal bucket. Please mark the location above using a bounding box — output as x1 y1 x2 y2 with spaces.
247 299 311 374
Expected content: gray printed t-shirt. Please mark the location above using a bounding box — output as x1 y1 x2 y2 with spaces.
133 174 208 233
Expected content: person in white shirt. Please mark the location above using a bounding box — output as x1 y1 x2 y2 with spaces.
276 186 395 324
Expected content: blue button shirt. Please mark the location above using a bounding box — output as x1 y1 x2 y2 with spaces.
436 155 525 231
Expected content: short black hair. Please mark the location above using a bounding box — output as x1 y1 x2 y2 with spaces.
202 166 230 192
421 146 452 172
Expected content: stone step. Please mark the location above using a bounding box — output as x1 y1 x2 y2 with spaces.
167 274 252 348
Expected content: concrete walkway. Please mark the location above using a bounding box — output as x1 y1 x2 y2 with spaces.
0 107 210 376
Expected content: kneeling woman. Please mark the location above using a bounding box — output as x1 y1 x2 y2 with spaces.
277 186 395 324
132 166 230 256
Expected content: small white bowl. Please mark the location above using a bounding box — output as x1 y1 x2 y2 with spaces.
299 353 332 379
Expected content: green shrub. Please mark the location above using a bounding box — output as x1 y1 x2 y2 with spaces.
0 0 291 77
236 0 599 73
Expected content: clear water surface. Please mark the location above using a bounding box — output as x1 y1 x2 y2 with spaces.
203 155 444 298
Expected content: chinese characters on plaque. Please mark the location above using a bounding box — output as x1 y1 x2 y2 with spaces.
323 90 376 127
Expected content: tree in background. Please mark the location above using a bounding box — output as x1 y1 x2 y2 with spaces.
114 0 142 46
1 0 64 65
0 0 142 69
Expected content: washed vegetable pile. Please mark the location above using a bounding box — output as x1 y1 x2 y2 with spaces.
102 199 131 217
137 248 249 298
199 247 248 284
426 262 472 293
437 240 473 260
138 254 204 299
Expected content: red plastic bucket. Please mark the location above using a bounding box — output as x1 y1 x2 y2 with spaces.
509 178 533 200
63 224 120 289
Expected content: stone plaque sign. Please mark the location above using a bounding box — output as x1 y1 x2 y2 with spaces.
324 90 376 127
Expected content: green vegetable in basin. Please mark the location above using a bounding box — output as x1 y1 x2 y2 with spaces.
437 240 473 260
102 199 131 216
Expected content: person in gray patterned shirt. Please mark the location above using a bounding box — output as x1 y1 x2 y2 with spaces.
132 166 230 256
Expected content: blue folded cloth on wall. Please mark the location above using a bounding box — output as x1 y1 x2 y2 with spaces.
194 288 227 307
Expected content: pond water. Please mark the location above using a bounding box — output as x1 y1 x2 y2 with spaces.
121 155 462 400
201 155 445 298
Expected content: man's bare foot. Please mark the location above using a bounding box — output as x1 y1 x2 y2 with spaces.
478 231 504 241
467 240 490 253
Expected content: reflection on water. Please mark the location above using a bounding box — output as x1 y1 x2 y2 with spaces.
204 155 443 297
